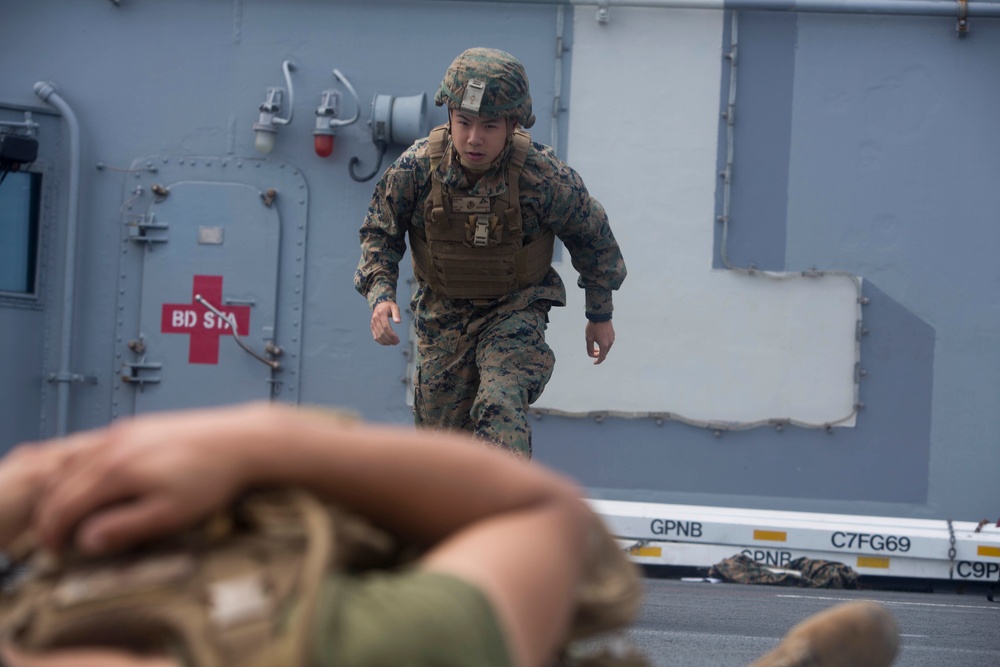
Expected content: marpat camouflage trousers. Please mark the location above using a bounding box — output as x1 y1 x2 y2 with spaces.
413 299 555 457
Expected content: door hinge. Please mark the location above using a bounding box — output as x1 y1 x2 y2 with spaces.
127 212 169 245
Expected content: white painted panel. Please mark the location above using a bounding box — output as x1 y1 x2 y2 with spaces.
536 8 859 427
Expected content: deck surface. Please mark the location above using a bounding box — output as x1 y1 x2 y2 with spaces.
620 574 1000 666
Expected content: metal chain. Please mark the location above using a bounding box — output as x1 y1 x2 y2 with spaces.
947 518 957 580
625 539 650 554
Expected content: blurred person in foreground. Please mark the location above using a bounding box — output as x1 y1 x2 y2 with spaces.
0 402 898 667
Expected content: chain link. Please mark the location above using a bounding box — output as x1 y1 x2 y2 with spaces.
947 518 957 579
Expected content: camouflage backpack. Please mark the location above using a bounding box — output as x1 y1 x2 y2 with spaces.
0 489 399 666
708 553 860 589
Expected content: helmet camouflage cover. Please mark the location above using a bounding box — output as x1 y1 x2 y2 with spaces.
435 47 535 129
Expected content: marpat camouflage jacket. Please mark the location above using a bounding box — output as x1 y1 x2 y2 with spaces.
354 130 626 321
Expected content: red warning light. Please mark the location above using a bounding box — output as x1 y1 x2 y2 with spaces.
314 133 334 158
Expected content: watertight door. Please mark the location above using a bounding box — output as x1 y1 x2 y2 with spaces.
113 157 308 419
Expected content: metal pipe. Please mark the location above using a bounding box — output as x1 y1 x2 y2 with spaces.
33 81 82 436
0 101 60 117
551 5 566 156
416 0 1000 18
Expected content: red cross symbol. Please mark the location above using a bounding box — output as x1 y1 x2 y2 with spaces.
161 275 251 364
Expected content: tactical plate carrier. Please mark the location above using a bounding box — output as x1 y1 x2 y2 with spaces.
408 125 555 301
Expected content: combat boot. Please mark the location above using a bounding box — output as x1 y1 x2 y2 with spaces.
748 600 899 667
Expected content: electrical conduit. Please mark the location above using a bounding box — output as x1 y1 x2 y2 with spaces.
33 81 81 436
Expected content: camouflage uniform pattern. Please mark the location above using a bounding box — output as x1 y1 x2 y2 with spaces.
433 47 536 128
412 296 554 457
707 554 860 589
354 49 626 456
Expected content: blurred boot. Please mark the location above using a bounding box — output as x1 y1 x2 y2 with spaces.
749 600 899 667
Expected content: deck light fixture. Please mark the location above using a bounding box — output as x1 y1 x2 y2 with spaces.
252 60 296 155
313 69 361 158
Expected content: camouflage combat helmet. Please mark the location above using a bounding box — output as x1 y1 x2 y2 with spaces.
435 47 535 129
